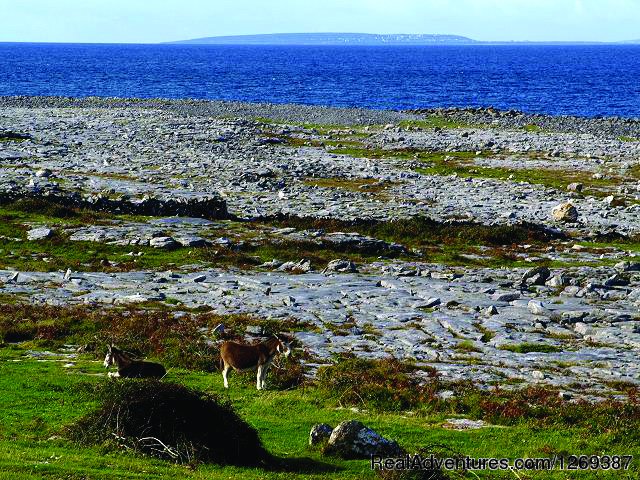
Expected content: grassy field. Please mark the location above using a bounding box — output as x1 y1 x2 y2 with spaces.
0 345 638 480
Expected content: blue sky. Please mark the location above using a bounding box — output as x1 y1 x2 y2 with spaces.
0 0 638 43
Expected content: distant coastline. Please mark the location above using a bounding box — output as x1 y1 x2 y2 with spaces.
166 32 639 46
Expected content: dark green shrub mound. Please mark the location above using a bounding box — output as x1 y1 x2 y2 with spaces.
68 380 269 465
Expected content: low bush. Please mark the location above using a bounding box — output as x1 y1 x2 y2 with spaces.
68 380 270 465
316 356 438 411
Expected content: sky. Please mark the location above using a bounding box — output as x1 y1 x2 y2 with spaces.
0 0 638 44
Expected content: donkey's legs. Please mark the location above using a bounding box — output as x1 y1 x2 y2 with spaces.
222 365 230 388
260 364 271 390
256 365 263 390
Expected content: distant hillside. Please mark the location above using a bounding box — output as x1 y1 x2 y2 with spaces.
167 32 478 46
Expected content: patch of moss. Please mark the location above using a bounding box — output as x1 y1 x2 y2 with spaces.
499 343 562 354
302 176 396 194
399 116 474 130
523 124 543 132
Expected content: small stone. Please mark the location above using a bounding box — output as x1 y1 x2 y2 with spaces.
323 259 357 274
558 391 573 400
492 292 520 303
35 168 52 178
212 323 225 335
485 305 498 316
27 227 53 241
528 300 548 316
546 274 569 287
442 418 487 430
245 325 263 335
604 195 625 207
574 322 593 336
423 297 442 308
566 182 583 192
309 423 333 446
522 266 551 286
531 370 545 380
149 236 178 249
176 236 209 248
551 202 578 223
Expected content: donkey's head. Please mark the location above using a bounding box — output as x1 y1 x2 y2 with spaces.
274 334 292 358
103 345 114 368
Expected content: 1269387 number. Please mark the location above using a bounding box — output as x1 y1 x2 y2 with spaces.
564 455 632 470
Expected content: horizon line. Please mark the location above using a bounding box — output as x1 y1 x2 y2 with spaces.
1 32 638 45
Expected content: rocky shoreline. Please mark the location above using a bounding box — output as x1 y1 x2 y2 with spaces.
1 97 640 400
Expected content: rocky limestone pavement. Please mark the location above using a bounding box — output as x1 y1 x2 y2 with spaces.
2 99 640 400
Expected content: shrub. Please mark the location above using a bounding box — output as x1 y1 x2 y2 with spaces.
67 380 270 465
316 356 438 411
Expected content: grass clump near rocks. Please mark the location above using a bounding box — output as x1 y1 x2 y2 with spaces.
68 380 270 465
259 214 559 254
317 356 438 411
498 342 562 354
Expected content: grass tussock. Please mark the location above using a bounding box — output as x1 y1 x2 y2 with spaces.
498 343 562 354
68 380 269 465
317 356 438 411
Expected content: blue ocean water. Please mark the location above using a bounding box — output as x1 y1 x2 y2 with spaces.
1 43 639 117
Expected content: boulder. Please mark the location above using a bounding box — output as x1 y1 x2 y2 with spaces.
309 423 333 446
546 274 569 287
551 203 578 223
323 259 357 274
521 266 551 286
149 236 178 249
324 420 402 459
176 235 209 248
492 292 520 303
566 182 583 192
527 300 548 316
278 259 312 273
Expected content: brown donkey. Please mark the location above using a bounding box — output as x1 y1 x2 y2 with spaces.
220 335 291 390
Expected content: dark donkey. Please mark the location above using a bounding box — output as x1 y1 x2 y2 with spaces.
220 335 291 390
104 345 166 379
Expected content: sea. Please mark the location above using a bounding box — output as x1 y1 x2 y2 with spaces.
1 43 639 117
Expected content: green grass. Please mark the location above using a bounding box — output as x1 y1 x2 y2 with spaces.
499 343 563 354
523 124 543 133
414 154 619 197
454 340 481 353
324 144 623 198
398 116 474 130
619 136 639 142
302 177 396 194
1 346 638 479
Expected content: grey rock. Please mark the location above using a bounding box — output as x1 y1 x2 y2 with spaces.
423 297 442 308
492 292 520 303
176 236 209 247
528 300 549 316
149 236 178 249
485 305 499 316
324 420 402 459
309 423 334 446
323 259 358 274
27 227 53 241
551 202 578 223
